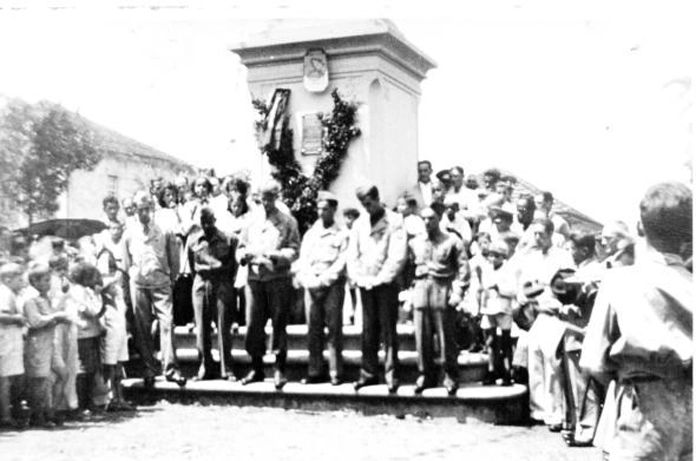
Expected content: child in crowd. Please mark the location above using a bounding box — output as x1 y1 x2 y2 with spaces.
48 255 80 420
342 208 361 325
24 263 70 427
479 241 517 385
69 263 106 416
95 222 134 412
0 263 26 428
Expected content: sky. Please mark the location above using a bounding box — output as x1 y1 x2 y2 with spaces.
0 1 692 227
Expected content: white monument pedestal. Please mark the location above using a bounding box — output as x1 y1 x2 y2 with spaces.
231 19 436 209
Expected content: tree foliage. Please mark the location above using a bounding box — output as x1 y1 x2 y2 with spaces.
0 99 102 224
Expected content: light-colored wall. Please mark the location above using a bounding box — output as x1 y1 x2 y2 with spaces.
56 153 190 221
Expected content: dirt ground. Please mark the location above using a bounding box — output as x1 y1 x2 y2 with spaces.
1 400 601 461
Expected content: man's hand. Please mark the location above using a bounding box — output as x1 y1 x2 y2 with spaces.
448 291 463 308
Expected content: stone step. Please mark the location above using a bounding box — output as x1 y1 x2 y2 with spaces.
173 324 418 352
166 349 488 383
122 377 528 425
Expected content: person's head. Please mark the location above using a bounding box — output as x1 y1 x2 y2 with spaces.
259 180 281 215
465 174 479 190
417 160 433 183
229 196 249 218
193 176 213 200
487 241 508 269
638 181 692 256
535 191 554 215
355 184 382 217
450 166 464 189
568 231 596 266
28 262 52 294
482 168 501 190
516 195 536 227
199 207 217 238
209 177 222 197
51 237 65 254
421 206 441 237
492 208 513 232
396 194 418 217
133 190 153 226
108 219 125 243
445 200 459 220
0 262 24 293
504 234 520 257
431 180 447 204
316 191 338 227
102 195 120 222
435 169 452 189
531 217 554 252
157 183 179 209
68 262 103 290
174 175 190 202
48 255 69 278
476 232 492 256
342 208 360 229
150 177 164 196
225 177 250 201
430 201 447 220
122 197 136 217
600 220 632 257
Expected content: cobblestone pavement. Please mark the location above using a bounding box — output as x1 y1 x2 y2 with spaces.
1 401 601 461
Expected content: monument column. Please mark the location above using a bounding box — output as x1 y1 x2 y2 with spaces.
231 19 436 208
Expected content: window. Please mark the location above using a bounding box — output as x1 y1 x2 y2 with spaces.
107 174 119 196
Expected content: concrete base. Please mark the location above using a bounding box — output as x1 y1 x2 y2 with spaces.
122 378 528 425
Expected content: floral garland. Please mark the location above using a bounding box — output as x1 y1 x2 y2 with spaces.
254 88 360 233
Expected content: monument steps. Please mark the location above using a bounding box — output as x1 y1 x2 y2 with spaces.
122 378 528 425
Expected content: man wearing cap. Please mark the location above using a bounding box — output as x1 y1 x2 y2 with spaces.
348 184 407 393
409 206 469 395
186 207 237 381
598 220 635 268
121 190 186 388
237 180 300 390
296 191 348 385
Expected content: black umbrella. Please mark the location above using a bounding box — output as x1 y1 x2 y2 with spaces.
17 219 107 241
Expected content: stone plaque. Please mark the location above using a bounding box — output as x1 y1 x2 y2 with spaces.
300 112 323 156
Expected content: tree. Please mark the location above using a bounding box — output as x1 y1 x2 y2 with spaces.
0 99 102 225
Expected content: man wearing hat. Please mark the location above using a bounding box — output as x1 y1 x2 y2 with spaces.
409 206 469 395
348 184 407 393
237 180 300 390
296 191 348 385
121 190 186 388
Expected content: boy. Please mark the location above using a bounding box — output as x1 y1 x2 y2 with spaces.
479 242 516 385
24 263 70 427
581 182 693 460
0 263 26 427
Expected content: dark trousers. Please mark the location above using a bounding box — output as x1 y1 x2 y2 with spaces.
359 282 399 383
131 284 179 377
414 306 459 384
192 276 235 378
245 277 293 371
307 281 345 379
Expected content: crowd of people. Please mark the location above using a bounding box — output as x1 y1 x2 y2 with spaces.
0 165 692 460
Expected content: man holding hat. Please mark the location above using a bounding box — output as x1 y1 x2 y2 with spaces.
237 180 300 390
296 191 348 385
121 190 186 388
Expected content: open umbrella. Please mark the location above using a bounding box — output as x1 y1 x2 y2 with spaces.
17 219 107 241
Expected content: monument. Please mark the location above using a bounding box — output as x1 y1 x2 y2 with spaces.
231 19 436 209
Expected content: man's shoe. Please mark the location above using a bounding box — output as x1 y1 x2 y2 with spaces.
301 375 328 385
353 376 378 391
222 373 237 382
165 371 188 387
481 372 497 386
548 423 563 433
386 379 400 395
330 376 342 386
445 383 459 396
240 370 264 385
274 370 287 390
413 376 429 395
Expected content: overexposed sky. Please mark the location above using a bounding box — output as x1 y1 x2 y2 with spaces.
0 1 692 226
